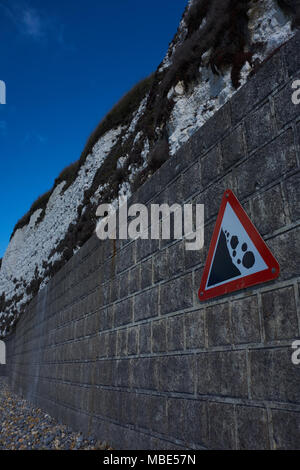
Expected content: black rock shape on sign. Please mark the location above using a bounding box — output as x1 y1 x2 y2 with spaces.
207 229 241 287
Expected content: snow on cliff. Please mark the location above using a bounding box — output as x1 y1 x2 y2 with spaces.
0 0 297 337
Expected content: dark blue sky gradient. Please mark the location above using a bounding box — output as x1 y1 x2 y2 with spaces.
0 0 187 257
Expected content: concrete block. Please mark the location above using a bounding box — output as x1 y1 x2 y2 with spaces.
160 275 193 316
283 31 300 78
268 226 300 281
157 355 195 394
201 145 223 188
114 298 133 327
272 409 300 450
153 249 168 283
127 327 138 356
285 172 300 222
245 101 275 153
152 320 167 353
182 160 201 201
207 302 231 347
221 124 246 170
262 286 298 341
139 323 152 355
128 265 141 295
117 329 127 357
207 402 236 450
140 259 152 290
185 309 206 350
167 242 185 278
251 184 286 236
250 348 300 402
231 295 261 345
236 405 270 450
198 351 248 398
167 315 184 352
134 287 159 322
235 129 297 199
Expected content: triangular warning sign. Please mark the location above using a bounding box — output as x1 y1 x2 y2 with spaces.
199 189 280 301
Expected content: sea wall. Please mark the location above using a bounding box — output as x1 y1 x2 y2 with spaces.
5 32 300 450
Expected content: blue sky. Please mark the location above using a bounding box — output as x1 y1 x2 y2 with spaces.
0 0 187 257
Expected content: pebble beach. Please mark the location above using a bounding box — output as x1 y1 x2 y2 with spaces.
0 377 110 450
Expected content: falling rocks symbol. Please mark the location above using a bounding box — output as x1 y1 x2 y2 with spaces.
199 189 280 301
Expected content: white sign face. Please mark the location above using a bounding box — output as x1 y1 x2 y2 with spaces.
0 340 5 364
199 189 279 302
206 202 267 290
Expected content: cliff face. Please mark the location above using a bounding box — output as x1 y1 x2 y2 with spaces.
0 0 298 337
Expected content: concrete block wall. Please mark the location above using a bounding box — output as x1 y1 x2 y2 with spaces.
5 32 300 449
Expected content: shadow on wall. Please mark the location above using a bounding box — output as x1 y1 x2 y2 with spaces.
0 340 5 365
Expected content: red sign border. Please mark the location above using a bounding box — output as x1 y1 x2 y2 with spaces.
198 189 280 301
